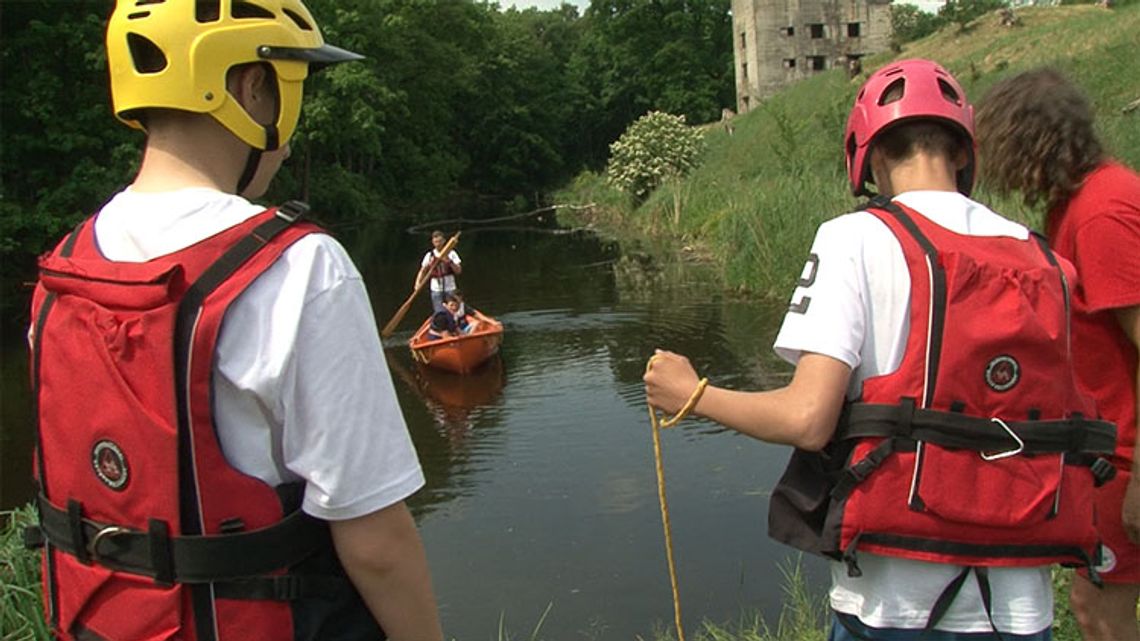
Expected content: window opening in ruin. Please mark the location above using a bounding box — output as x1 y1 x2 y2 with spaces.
847 22 861 37
783 58 797 69
742 62 749 79
809 23 824 38
808 55 826 71
781 25 795 36
740 32 746 49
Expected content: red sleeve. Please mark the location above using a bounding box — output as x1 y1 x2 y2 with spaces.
1073 213 1140 313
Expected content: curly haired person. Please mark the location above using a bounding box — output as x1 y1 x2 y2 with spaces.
977 67 1140 641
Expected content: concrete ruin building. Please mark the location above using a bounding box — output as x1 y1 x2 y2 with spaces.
731 0 893 112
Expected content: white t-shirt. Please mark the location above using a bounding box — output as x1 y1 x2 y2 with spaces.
773 191 1052 634
421 249 461 292
92 187 425 521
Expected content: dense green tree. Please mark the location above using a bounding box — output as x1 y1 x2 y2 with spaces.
0 1 134 284
568 0 733 168
0 0 736 299
890 3 943 45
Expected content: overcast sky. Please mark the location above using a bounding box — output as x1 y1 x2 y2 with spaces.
503 0 945 13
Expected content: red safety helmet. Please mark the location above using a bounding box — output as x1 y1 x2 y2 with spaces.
844 59 975 197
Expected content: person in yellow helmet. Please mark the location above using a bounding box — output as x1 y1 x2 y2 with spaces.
26 2 443 639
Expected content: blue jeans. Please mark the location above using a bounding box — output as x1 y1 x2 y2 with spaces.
430 289 447 313
829 612 1051 641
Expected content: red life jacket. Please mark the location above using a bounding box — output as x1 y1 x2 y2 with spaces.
769 201 1117 576
27 203 383 641
429 250 455 280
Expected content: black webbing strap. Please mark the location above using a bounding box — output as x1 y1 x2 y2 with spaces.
857 532 1092 567
67 499 90 565
171 202 307 640
831 438 897 501
235 148 263 195
172 202 308 534
926 566 1006 640
213 574 350 601
872 202 948 409
840 403 1116 455
1031 232 1072 326
34 494 329 583
843 532 864 577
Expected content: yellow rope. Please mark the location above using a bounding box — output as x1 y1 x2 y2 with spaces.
646 356 708 641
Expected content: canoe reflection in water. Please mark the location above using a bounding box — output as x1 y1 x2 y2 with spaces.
389 354 506 447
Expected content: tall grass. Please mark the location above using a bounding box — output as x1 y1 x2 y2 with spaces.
1 505 48 641
556 4 1140 300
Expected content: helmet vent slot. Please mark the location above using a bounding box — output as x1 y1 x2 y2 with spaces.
196 0 220 22
283 8 314 31
938 78 962 106
135 0 165 5
126 33 168 74
878 78 905 106
232 1 275 19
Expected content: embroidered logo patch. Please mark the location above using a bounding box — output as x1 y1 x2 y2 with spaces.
984 355 1019 392
92 440 129 491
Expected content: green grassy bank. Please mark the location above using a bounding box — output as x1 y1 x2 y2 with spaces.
0 503 1092 640
557 3 1140 301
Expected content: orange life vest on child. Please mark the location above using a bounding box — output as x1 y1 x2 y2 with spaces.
769 201 1116 577
27 203 382 641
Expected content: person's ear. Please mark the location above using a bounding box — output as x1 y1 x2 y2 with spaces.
230 65 270 111
954 146 970 171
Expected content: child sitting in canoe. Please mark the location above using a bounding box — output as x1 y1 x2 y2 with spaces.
444 291 480 333
426 310 459 340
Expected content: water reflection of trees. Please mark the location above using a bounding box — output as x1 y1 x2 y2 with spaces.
386 350 506 518
608 251 794 399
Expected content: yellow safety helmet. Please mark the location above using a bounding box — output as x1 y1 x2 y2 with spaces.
106 0 363 150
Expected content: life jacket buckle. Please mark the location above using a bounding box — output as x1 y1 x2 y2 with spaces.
980 417 1024 461
87 525 131 563
1090 457 1116 487
276 200 309 223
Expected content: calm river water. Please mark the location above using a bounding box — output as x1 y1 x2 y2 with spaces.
0 213 827 640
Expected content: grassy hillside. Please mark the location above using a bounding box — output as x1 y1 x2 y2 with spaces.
558 3 1140 300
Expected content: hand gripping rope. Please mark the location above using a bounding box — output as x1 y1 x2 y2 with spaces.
644 354 708 641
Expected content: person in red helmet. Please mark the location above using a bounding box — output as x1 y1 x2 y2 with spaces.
645 58 1114 640
26 1 443 639
977 67 1140 641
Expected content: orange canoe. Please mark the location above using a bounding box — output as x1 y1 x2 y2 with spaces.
409 310 504 374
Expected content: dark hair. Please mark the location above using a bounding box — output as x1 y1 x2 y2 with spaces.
431 230 445 239
975 68 1103 213
430 310 455 332
874 120 967 166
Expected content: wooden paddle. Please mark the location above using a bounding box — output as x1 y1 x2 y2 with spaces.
381 232 460 338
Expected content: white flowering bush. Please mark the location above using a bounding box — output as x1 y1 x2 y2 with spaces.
605 111 705 202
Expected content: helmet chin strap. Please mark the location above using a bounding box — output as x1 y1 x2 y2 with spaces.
235 148 262 195
234 123 279 195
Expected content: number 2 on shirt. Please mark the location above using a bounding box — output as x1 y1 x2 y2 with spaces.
788 253 819 314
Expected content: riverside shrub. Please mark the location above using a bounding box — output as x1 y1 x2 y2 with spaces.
605 111 705 203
